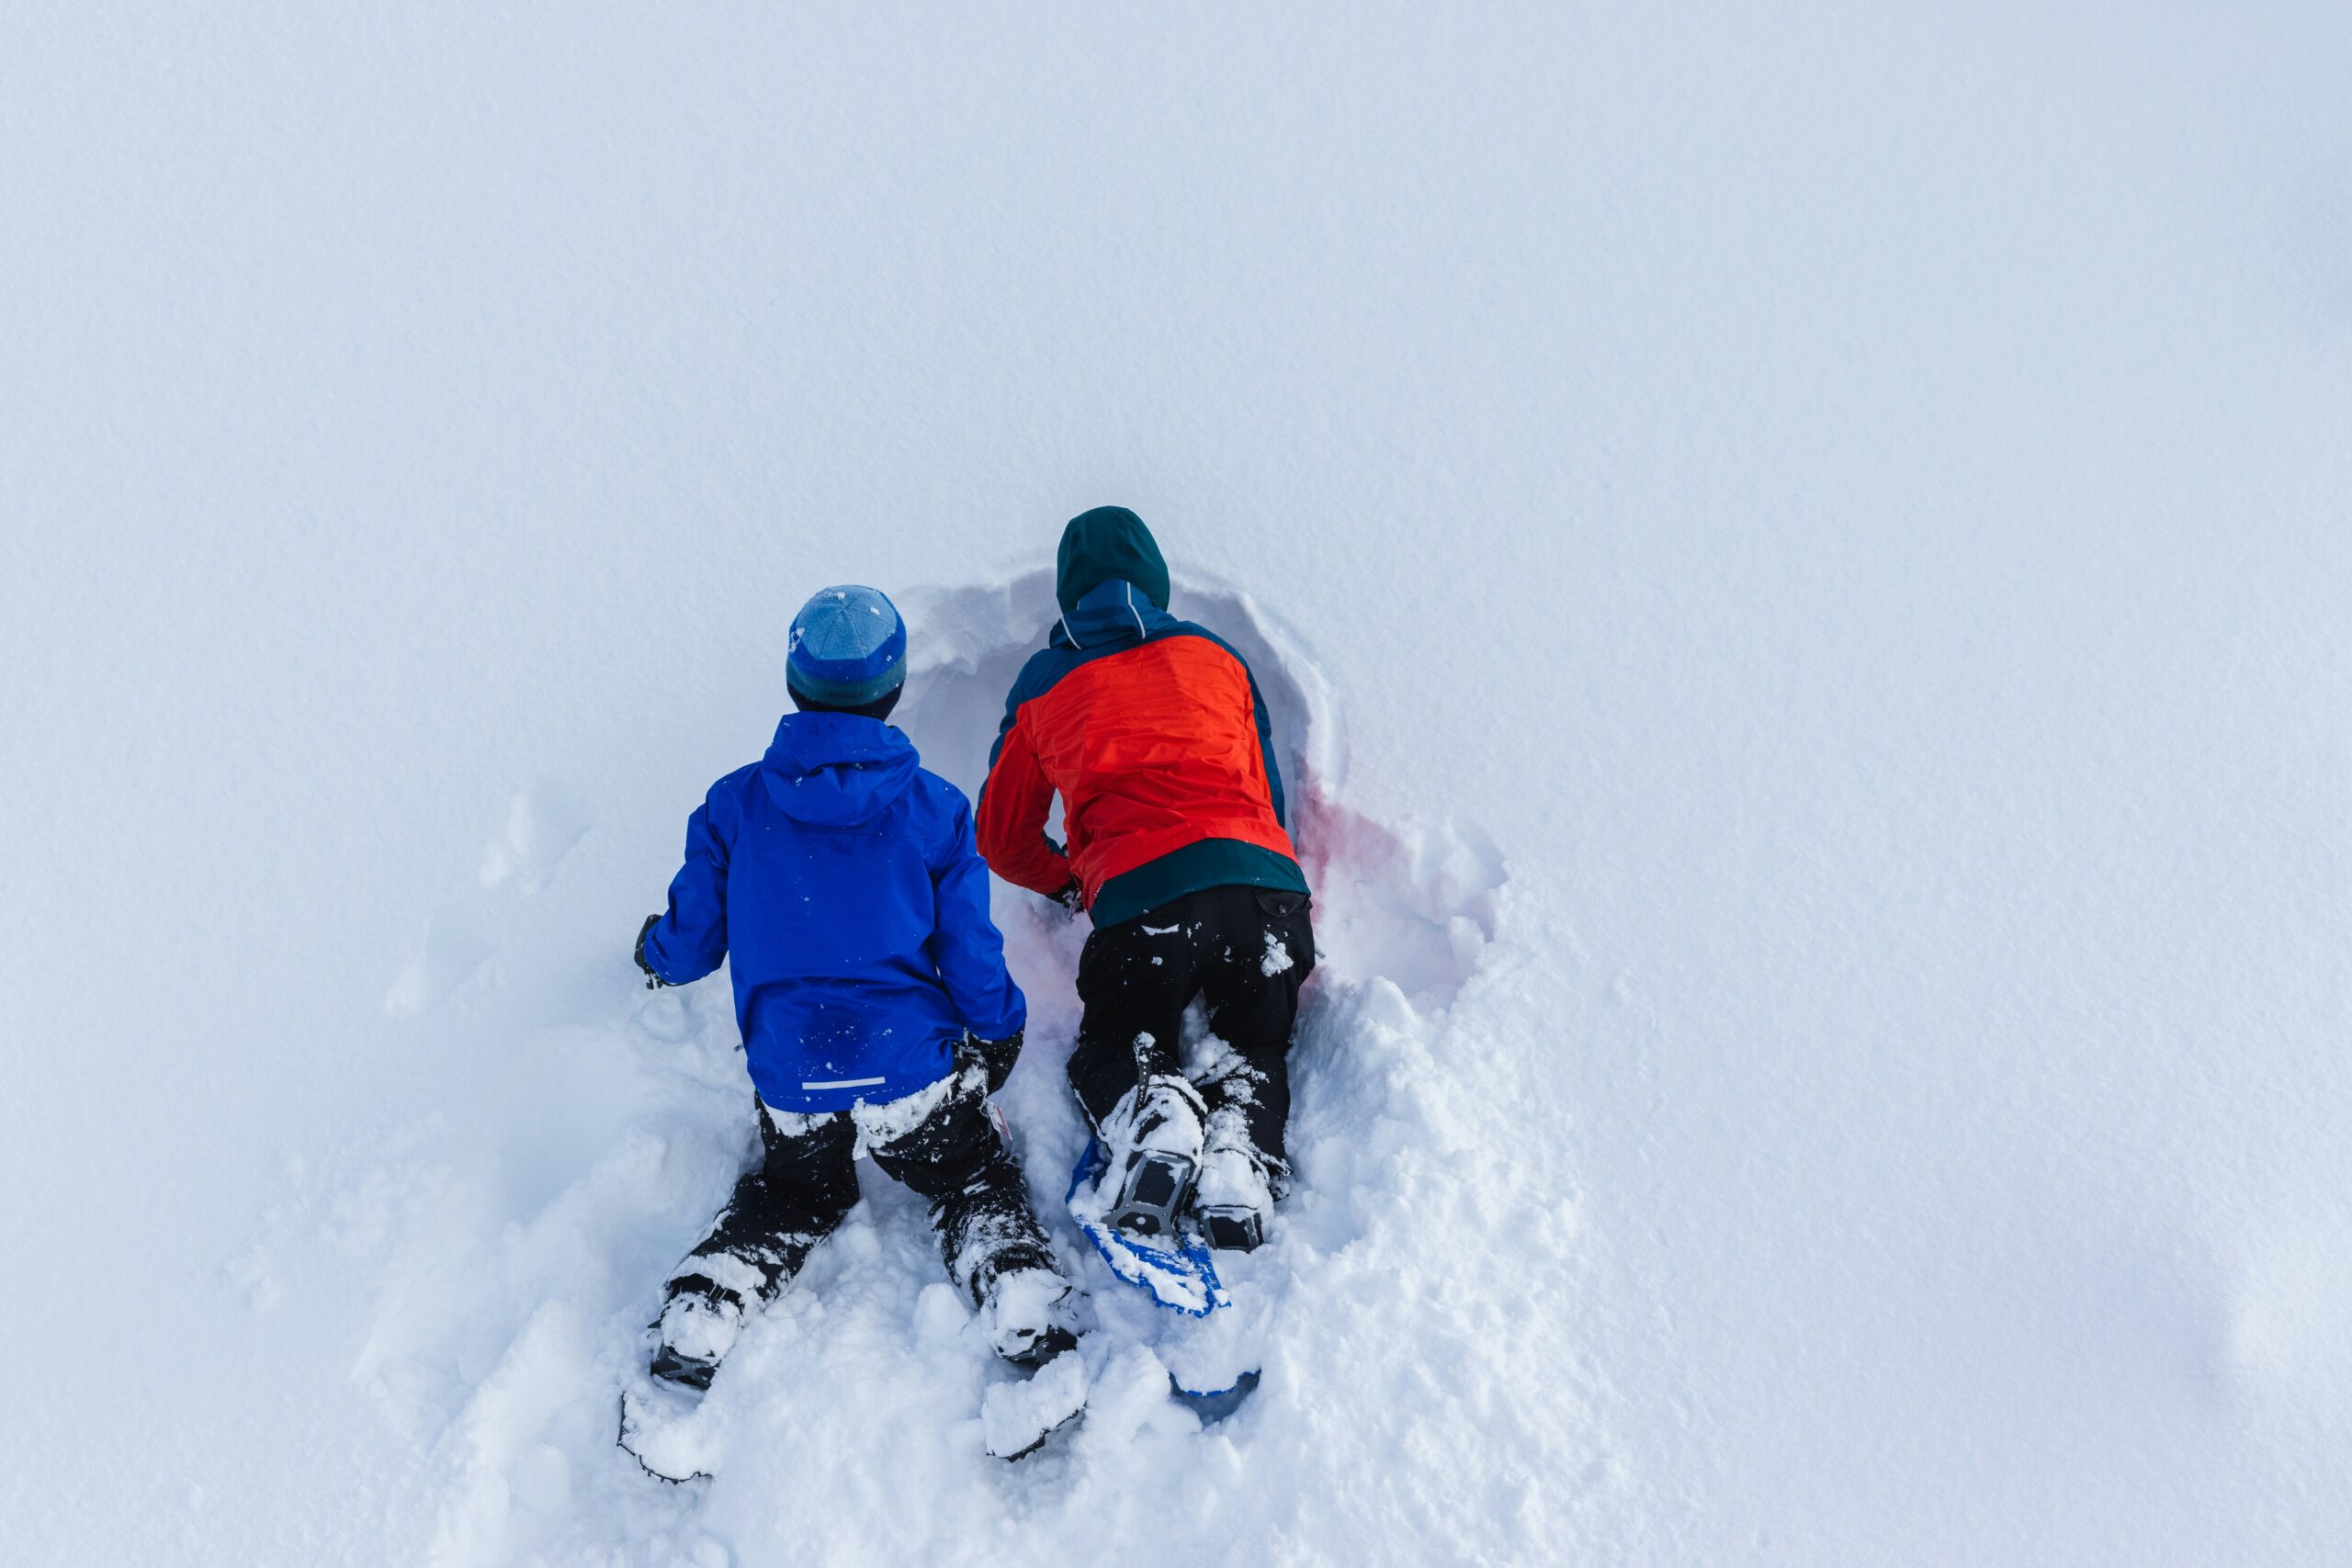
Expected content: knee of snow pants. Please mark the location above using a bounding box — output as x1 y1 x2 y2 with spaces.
671 1102 860 1306
862 1058 1055 1304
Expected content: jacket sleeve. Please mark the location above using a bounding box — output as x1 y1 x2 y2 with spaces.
976 695 1073 897
930 792 1027 1039
642 791 730 984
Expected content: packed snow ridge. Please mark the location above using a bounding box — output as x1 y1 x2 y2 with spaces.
278 569 1606 1565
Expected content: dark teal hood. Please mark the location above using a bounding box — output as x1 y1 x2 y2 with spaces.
1057 506 1170 617
1050 578 1181 652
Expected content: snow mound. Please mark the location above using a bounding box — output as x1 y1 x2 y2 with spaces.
291 570 1616 1565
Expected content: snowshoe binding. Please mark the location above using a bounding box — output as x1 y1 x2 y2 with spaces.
1097 1073 1207 1240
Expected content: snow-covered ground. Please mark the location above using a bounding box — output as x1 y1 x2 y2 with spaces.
5 4 2349 1564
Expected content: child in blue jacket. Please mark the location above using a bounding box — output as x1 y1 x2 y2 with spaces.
629 586 1077 1400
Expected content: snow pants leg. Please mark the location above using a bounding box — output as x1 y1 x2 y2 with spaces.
860 1055 1059 1307
665 1102 861 1319
1067 884 1316 1176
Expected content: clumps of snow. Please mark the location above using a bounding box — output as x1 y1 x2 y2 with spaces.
978 1267 1079 1360
617 1369 720 1484
1261 931 1294 976
1192 1134 1273 1217
1110 1073 1207 1168
653 1297 742 1363
982 1267 1070 1336
845 1059 976 1148
981 1345 1089 1460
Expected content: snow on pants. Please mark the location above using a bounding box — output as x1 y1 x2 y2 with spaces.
1066 884 1317 1175
665 1048 1055 1315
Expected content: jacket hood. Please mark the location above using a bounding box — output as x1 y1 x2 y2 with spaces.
1057 506 1170 617
759 711 921 826
1050 577 1181 652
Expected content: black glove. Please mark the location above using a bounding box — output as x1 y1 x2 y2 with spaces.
1052 880 1085 917
634 914 669 989
972 1030 1023 1096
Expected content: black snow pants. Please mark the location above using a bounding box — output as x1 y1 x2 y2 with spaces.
1066 884 1317 1175
666 1050 1054 1315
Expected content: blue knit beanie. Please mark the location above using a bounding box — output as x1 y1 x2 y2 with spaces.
786 585 908 707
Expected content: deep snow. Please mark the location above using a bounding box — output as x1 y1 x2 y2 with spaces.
5 3 2351 1564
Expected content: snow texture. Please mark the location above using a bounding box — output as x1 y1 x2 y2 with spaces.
979 1348 1090 1461
6 4 2351 1565
617 1373 718 1486
978 1267 1075 1364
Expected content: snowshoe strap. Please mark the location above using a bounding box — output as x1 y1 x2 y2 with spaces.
662 1272 751 1315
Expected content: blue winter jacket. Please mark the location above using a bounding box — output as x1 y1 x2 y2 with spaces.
639 711 1027 1113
